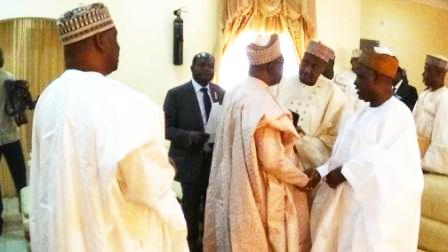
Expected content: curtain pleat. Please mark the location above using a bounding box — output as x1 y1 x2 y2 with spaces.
217 0 316 59
0 18 64 196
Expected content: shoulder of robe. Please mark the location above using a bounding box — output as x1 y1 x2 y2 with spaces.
246 88 286 122
106 79 161 117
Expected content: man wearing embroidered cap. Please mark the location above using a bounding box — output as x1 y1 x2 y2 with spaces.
279 41 347 172
204 34 310 252
413 54 448 175
30 3 188 252
308 50 423 251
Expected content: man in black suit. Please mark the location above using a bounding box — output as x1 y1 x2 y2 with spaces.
163 52 225 252
393 67 418 110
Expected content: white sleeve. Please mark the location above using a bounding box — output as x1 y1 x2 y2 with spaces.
317 162 330 177
117 141 186 231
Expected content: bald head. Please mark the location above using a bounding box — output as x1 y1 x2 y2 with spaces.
191 52 215 86
192 52 214 66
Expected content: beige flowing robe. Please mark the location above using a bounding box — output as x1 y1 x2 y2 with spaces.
413 86 448 175
204 77 310 252
30 70 188 252
279 75 347 170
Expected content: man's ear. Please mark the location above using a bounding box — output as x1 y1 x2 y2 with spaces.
93 33 107 52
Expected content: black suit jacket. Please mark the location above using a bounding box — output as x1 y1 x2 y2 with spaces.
395 81 418 110
163 81 225 183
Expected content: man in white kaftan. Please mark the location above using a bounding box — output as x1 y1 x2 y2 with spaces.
30 3 188 252
413 54 448 175
309 49 423 252
279 41 347 170
204 34 310 252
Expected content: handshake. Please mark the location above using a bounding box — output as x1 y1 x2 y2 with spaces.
303 166 346 190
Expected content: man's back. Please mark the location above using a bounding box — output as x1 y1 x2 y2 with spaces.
31 70 187 252
205 77 310 251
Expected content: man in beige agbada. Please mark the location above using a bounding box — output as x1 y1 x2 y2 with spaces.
279 41 347 170
203 34 310 251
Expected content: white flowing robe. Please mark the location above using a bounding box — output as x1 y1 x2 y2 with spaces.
30 70 188 252
279 74 347 170
413 87 448 175
204 77 310 252
311 97 423 252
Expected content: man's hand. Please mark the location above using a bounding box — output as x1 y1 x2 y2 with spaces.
325 167 346 189
190 131 209 146
304 169 321 190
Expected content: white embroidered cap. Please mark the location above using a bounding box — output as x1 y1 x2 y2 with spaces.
426 54 448 71
246 34 282 65
306 41 334 63
57 3 115 45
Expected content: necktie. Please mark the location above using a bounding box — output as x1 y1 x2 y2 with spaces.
200 87 212 121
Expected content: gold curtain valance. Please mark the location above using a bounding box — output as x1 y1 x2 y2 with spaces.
219 0 316 57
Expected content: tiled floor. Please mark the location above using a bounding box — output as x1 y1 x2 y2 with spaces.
0 198 27 252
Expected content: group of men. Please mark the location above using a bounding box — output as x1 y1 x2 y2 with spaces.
21 2 447 252
202 36 424 251
164 34 448 252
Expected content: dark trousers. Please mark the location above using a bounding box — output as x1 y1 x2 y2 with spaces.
181 152 212 252
0 140 27 218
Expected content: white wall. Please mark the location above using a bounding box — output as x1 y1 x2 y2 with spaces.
0 0 220 104
316 0 361 74
2 0 364 102
361 0 448 91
